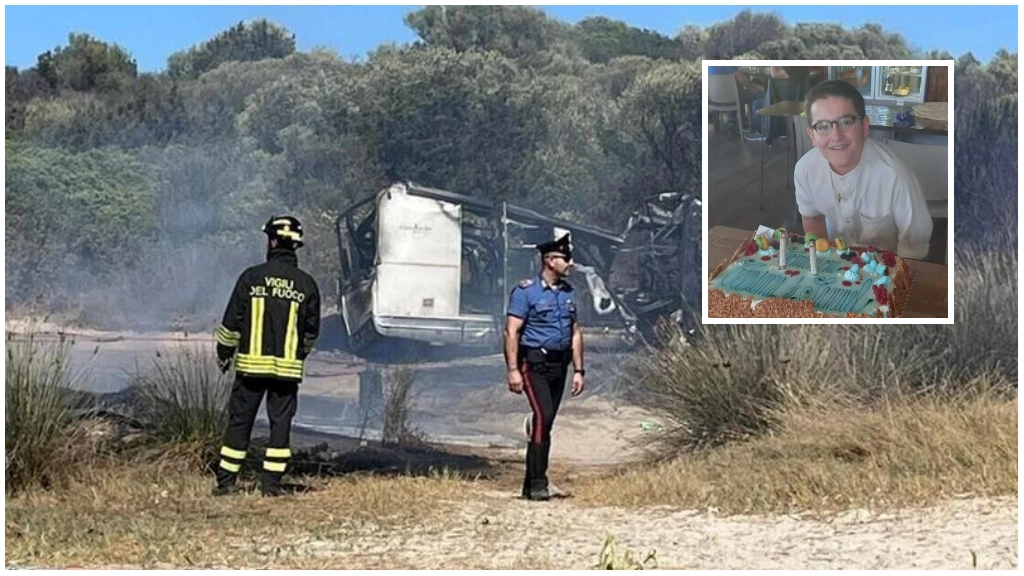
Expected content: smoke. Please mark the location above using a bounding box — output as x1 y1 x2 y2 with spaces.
4 139 291 333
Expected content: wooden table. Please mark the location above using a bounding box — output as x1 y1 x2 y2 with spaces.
757 100 805 118
708 226 949 318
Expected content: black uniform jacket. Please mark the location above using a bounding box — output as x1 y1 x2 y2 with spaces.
216 248 320 382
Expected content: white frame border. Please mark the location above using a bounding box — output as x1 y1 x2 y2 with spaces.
701 59 955 325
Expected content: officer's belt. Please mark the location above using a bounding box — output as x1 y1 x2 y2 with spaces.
521 346 572 361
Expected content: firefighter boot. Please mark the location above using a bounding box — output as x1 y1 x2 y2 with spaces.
213 467 240 497
261 470 285 497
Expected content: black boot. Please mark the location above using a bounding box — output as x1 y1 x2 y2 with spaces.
213 467 240 496
523 441 551 501
261 471 285 497
212 484 241 497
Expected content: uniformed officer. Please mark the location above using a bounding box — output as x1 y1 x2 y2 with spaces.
213 215 321 497
504 233 585 501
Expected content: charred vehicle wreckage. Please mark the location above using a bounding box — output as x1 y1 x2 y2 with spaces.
334 182 701 357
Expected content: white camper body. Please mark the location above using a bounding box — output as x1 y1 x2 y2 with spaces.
336 181 701 356
338 183 498 350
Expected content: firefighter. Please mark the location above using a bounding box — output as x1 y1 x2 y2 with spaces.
213 215 321 497
504 233 585 501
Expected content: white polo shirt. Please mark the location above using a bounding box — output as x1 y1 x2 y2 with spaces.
794 138 933 259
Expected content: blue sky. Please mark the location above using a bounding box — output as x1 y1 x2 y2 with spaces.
4 5 1017 72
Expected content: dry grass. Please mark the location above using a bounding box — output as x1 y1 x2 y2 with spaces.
5 332 95 493
574 384 1017 515
5 457 470 569
381 365 425 446
128 344 232 461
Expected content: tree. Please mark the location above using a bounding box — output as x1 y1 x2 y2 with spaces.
850 23 913 59
612 62 702 215
168 19 296 80
703 10 786 59
6 66 53 136
34 33 138 92
342 46 544 200
953 52 1018 246
404 6 566 63
675 25 706 61
517 72 624 224
5 143 158 303
573 17 681 63
986 49 1017 94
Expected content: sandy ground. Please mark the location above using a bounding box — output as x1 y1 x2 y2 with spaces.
7 494 1016 570
324 493 1018 569
276 492 1015 569
6 323 1018 569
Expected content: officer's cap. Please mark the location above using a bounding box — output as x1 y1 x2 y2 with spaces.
263 215 304 248
536 233 572 260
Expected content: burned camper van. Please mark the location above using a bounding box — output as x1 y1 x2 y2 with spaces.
334 182 700 356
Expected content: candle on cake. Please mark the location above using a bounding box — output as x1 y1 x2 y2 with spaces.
805 233 819 275
775 227 788 267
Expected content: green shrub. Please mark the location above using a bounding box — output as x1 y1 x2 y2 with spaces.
129 345 232 460
5 332 90 493
629 242 1017 453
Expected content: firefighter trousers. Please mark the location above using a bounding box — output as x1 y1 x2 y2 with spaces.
215 376 298 490
518 347 570 497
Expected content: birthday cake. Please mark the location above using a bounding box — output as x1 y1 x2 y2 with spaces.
708 228 914 318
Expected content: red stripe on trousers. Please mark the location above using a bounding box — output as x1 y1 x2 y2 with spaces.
521 361 543 444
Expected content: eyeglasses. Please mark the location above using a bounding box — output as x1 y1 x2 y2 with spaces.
810 115 862 136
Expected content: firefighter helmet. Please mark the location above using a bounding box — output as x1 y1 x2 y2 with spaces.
263 215 304 248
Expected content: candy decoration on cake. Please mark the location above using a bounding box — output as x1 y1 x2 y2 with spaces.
815 237 830 256
882 250 897 267
708 232 910 318
872 284 889 306
835 237 850 256
775 227 788 267
866 245 878 260
743 241 758 257
754 234 773 255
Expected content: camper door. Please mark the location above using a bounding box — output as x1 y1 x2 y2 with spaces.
373 188 462 320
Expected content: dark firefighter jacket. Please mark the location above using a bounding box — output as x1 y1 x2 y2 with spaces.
216 248 321 381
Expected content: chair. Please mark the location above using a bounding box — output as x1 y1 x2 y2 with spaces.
793 114 814 161
884 139 948 265
882 139 948 219
762 76 798 142
757 77 800 208
707 73 742 140
783 114 816 230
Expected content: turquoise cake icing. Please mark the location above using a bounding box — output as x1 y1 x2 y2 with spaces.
709 240 898 317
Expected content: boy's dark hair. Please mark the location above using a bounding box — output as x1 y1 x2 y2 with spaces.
804 79 867 125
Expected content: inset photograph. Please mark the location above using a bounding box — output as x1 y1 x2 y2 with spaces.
703 62 951 321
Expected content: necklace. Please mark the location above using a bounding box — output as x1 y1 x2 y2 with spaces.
831 171 848 204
